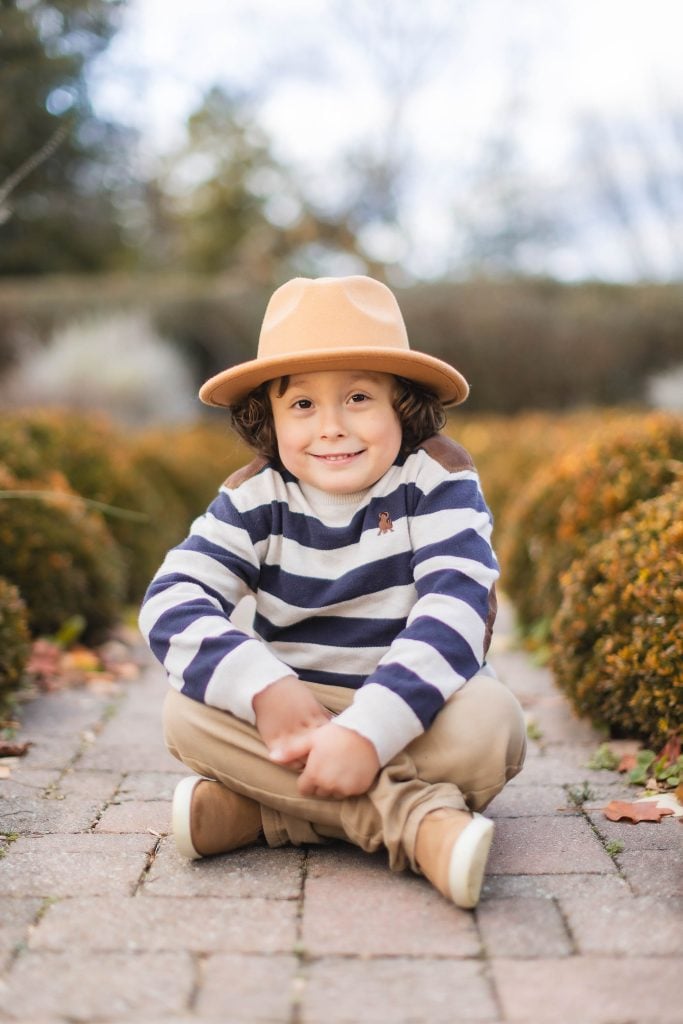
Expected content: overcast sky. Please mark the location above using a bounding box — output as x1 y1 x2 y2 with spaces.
90 0 683 281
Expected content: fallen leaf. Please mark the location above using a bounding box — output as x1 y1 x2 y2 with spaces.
604 799 675 823
676 783 683 805
657 736 681 766
618 753 638 773
0 740 31 758
638 793 683 819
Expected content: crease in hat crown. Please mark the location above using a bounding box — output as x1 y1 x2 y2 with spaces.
199 274 469 408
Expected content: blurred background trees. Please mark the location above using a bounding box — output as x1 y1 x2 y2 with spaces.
1 0 682 421
0 0 137 275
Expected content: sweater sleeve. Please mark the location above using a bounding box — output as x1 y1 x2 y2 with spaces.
333 467 499 765
138 487 294 722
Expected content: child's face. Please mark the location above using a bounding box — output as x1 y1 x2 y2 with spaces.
270 370 402 494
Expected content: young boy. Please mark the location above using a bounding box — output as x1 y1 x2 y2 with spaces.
139 275 526 909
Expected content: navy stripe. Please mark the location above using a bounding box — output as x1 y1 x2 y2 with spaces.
414 569 489 615
296 667 367 688
370 668 444 728
233 482 420 552
148 598 228 664
253 611 405 648
177 535 259 588
412 530 498 570
401 615 481 678
258 552 413 607
181 630 251 702
144 572 236 617
416 477 487 515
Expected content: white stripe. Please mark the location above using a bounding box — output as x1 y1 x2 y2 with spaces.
192 510 255 553
256 582 416 626
203 639 293 722
409 507 492 547
377 638 465 699
413 554 499 588
268 640 387 675
162 549 252 602
163 615 239 681
138 581 222 638
407 593 486 656
334 683 423 765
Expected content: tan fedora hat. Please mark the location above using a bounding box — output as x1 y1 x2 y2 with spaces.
199 275 469 408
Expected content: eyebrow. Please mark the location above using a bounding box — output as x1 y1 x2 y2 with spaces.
283 372 384 391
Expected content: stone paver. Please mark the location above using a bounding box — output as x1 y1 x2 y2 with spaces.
0 833 154 897
95 799 170 834
196 954 299 1020
303 846 480 957
492 957 683 1023
486 815 616 875
1 608 681 1023
142 839 303 899
301 958 498 1023
476 897 573 957
0 951 195 1021
560 895 683 955
30 895 298 954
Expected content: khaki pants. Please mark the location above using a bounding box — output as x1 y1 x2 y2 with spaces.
163 669 526 873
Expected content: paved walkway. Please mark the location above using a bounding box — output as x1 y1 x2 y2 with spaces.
0 602 681 1023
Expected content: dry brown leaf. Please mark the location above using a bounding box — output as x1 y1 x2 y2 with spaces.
676 783 683 805
657 736 681 766
604 799 675 823
0 740 31 757
617 753 638 773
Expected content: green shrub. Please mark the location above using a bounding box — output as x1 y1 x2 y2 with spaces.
0 467 125 640
0 410 188 601
550 485 683 747
0 578 31 712
499 412 683 633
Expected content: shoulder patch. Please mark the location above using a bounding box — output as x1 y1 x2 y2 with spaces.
421 434 474 473
223 456 269 490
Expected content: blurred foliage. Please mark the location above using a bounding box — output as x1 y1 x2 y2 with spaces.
0 465 126 639
0 409 188 600
0 577 31 713
2 275 683 414
0 0 135 275
497 412 683 634
550 485 683 747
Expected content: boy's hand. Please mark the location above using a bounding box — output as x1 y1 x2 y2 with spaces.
252 675 331 770
270 722 380 799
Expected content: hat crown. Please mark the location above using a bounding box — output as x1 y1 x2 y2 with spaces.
258 276 410 358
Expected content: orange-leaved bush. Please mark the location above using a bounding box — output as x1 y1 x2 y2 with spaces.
0 577 31 711
0 466 125 640
499 412 683 634
550 484 683 746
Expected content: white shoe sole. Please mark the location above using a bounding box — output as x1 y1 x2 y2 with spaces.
447 812 495 909
172 775 209 861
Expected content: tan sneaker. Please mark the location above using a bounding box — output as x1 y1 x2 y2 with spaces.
415 808 495 909
172 776 263 860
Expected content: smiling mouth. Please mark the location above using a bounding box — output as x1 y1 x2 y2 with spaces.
310 450 365 463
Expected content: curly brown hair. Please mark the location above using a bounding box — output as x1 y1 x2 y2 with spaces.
229 374 446 465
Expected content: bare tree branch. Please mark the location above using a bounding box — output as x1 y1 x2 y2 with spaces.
0 120 71 224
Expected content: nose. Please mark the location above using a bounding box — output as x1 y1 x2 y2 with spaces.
319 405 347 438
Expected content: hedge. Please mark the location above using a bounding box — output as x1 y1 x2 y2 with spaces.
550 484 683 746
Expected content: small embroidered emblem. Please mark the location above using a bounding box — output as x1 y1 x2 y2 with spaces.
378 511 394 534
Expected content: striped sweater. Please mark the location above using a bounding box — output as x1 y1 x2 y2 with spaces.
139 434 499 766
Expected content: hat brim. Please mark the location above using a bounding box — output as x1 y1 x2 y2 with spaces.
199 347 469 408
